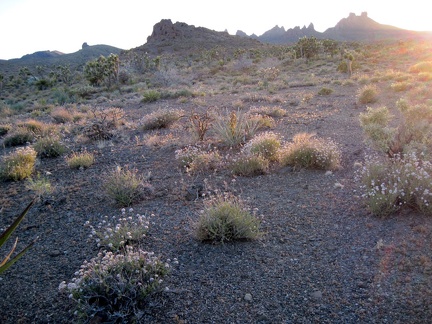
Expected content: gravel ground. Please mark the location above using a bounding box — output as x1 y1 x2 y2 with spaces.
1 65 432 323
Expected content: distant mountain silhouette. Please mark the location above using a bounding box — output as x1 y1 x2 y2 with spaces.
129 19 263 56
237 12 432 43
20 50 64 60
0 44 123 73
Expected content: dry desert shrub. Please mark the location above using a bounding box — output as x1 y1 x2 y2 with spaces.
357 84 379 104
281 132 341 170
141 108 183 130
0 146 37 181
194 194 262 243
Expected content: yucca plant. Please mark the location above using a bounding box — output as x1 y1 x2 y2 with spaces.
0 199 36 274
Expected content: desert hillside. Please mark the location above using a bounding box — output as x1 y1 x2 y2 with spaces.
1 19 432 323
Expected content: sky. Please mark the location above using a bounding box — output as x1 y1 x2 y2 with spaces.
1 0 431 60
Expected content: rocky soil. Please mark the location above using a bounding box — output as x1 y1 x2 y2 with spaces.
1 45 432 323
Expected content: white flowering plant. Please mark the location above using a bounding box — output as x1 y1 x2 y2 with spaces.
280 132 341 170
85 208 150 252
357 152 432 217
59 247 172 323
175 145 221 173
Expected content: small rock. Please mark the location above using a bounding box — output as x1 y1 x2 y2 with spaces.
48 250 62 257
244 293 253 301
311 290 322 299
325 171 333 176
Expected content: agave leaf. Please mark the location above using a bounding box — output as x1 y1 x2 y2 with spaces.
0 199 35 249
0 237 18 268
0 237 37 274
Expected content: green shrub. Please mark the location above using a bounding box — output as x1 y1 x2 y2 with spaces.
26 173 54 197
195 194 262 242
142 90 161 103
281 133 341 170
0 147 37 181
0 124 11 136
141 108 183 130
59 247 170 323
66 151 95 169
3 127 35 147
357 152 432 217
175 145 221 173
318 87 333 96
243 131 281 162
357 84 378 104
103 166 152 207
33 136 66 158
230 154 269 176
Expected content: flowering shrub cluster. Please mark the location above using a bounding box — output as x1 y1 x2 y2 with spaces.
280 133 341 170
85 208 150 252
357 152 432 217
0 146 38 181
60 208 176 322
175 145 221 173
242 131 281 162
59 247 172 323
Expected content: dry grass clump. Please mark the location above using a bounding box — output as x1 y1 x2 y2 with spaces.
230 154 269 176
51 107 74 123
3 127 35 147
249 106 286 118
0 124 11 136
242 131 281 162
281 132 341 170
66 151 95 169
0 146 37 181
33 136 67 158
409 61 432 73
17 119 56 137
357 84 379 104
141 108 183 130
194 194 262 243
175 145 221 173
103 166 153 207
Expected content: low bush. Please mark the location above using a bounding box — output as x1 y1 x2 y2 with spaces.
103 166 153 207
230 154 269 176
318 87 333 95
59 247 170 323
357 84 378 104
66 151 95 169
175 145 221 173
85 208 150 252
0 147 37 181
141 108 183 130
0 124 11 136
3 127 35 147
142 90 161 103
195 194 262 243
33 136 66 158
242 131 281 162
281 133 341 170
357 152 432 217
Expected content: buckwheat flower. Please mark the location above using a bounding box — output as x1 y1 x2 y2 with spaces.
121 208 126 214
58 281 67 291
129 208 133 213
108 243 113 248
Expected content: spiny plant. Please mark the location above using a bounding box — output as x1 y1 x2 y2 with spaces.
0 199 36 274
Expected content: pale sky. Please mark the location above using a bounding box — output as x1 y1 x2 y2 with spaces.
1 0 431 60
